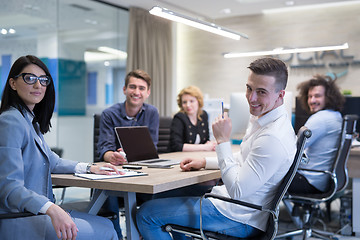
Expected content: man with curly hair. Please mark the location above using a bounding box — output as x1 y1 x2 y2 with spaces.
288 74 345 194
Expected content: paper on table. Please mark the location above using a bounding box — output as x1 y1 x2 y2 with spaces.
75 170 147 180
352 139 360 147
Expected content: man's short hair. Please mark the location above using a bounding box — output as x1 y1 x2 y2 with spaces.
248 57 288 91
125 69 152 88
297 74 345 114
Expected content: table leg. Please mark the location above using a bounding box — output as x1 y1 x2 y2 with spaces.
86 189 108 214
123 192 140 240
353 178 360 236
83 189 140 239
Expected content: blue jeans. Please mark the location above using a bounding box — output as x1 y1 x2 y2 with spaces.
103 196 123 239
136 197 263 240
105 185 213 239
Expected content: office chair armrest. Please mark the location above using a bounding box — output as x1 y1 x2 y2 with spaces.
0 211 41 219
298 168 333 176
52 185 67 189
204 193 263 211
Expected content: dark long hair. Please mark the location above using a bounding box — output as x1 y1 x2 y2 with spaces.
0 55 55 134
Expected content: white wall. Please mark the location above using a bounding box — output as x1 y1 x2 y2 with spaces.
45 116 93 163
176 3 360 109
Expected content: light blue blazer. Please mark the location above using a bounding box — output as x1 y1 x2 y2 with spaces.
0 107 78 238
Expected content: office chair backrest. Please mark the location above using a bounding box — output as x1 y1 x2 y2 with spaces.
165 127 311 240
265 126 312 239
270 126 312 209
157 116 172 153
51 147 63 157
93 114 101 163
331 114 358 194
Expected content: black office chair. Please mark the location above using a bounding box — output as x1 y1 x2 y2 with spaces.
50 147 71 205
276 114 358 240
163 126 312 240
93 113 102 163
157 116 172 153
0 211 41 219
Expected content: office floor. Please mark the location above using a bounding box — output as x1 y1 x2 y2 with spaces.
277 200 357 240
54 187 358 240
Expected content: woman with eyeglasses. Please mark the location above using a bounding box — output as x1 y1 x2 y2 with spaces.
0 55 119 240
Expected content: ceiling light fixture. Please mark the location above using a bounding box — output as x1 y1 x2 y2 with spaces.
97 46 127 59
223 43 349 58
1 28 16 35
263 1 360 14
149 6 249 41
8 28 16 34
84 47 127 62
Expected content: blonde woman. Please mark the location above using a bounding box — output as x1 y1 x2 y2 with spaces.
169 86 216 152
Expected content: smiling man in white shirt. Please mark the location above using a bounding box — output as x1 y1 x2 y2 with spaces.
136 57 296 240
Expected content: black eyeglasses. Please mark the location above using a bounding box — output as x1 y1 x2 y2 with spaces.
14 73 51 87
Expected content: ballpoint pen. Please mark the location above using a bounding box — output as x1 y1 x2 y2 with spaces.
221 101 224 119
100 167 116 171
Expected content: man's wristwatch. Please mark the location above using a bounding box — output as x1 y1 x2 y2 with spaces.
86 163 95 173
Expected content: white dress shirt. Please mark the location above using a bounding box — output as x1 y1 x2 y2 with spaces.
205 104 296 231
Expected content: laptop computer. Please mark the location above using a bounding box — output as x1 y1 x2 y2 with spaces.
114 126 180 167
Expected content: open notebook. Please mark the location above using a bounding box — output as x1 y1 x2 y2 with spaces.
75 169 147 180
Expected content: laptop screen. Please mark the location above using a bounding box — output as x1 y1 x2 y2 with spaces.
114 126 159 162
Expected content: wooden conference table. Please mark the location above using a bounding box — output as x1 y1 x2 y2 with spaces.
52 146 360 238
51 150 234 240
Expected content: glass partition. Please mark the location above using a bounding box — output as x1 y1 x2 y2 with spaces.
0 0 129 161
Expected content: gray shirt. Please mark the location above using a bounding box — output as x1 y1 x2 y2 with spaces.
298 109 342 192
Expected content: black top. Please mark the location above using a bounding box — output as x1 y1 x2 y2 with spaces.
169 111 210 152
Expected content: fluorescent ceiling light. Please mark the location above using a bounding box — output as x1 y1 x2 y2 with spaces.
84 47 127 62
223 43 349 58
149 6 248 41
263 1 360 14
84 51 116 62
97 46 127 58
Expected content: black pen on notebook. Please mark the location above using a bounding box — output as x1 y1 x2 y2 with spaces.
221 101 224 119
